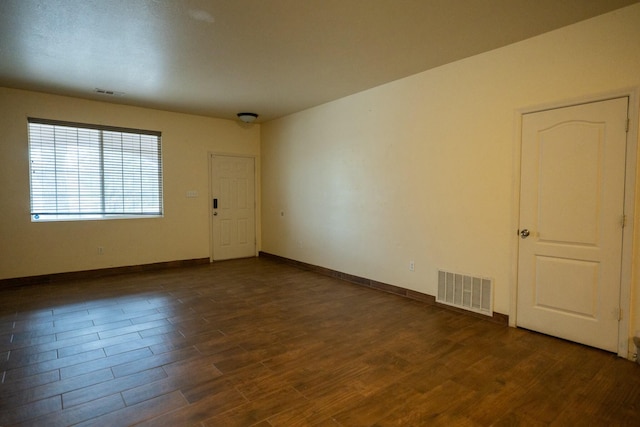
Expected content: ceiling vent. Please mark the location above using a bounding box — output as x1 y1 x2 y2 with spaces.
94 88 125 96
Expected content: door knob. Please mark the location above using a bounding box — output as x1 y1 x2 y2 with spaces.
520 229 530 239
213 212 218 216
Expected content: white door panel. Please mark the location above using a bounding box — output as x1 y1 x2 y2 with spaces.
211 155 256 260
517 97 628 352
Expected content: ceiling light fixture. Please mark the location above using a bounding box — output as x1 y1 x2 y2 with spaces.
237 112 258 123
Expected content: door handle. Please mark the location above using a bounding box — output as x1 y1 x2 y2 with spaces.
213 212 218 216
520 229 530 239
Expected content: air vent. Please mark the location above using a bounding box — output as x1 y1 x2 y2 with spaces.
94 88 125 96
437 270 492 316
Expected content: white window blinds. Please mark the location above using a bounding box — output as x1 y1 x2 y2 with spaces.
28 118 163 221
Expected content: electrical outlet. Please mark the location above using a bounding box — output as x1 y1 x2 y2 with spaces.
98 247 104 255
409 261 415 272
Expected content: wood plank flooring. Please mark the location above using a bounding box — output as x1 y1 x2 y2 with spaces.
1 257 638 426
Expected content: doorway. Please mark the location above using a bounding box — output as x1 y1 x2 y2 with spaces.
210 154 256 261
516 97 630 353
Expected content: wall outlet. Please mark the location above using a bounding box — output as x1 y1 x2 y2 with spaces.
98 247 104 255
409 260 415 272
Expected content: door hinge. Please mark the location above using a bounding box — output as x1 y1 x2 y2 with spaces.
617 308 623 321
626 118 630 133
621 214 627 228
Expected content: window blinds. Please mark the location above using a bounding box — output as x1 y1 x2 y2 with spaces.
28 118 163 221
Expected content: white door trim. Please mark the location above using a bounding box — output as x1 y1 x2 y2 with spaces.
208 152 259 262
510 88 638 358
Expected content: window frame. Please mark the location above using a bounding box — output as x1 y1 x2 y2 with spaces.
28 118 164 222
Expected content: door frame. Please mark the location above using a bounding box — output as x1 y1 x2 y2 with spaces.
208 152 259 262
509 89 638 358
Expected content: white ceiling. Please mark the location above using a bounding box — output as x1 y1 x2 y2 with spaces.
1 0 637 122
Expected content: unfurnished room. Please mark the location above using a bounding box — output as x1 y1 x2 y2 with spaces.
1 1 640 425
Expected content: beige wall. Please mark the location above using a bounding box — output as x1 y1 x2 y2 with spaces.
261 5 640 352
0 88 260 279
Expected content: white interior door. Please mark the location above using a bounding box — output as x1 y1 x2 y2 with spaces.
211 155 256 261
517 97 628 352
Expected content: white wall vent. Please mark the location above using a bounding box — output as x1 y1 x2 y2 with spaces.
437 270 493 316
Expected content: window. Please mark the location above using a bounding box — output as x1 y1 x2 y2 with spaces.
28 118 163 221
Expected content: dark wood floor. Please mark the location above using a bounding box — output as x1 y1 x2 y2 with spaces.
1 257 638 426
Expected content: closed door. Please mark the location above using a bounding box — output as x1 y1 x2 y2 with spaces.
517 97 628 352
211 155 256 260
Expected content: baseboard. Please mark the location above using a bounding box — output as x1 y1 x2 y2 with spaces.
0 258 211 288
259 251 508 325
